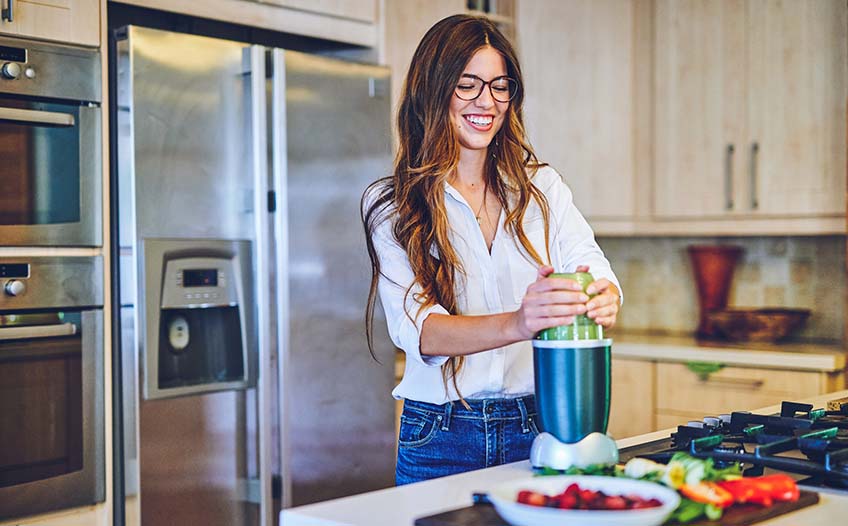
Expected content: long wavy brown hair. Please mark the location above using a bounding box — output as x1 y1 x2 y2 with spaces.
362 14 551 402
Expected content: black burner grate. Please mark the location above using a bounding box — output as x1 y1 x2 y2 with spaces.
629 401 848 490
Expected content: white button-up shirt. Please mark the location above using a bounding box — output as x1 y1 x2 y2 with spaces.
369 166 621 404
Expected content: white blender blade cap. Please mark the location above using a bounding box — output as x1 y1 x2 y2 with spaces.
530 432 619 470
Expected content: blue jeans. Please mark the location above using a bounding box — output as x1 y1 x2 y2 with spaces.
395 395 539 485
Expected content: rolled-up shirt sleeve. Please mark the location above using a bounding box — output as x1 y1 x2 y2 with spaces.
371 213 450 367
540 167 623 304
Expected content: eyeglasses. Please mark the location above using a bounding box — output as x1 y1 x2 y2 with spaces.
454 74 519 103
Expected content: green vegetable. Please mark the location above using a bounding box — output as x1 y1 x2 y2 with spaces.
704 503 723 521
668 498 706 524
668 452 742 482
534 463 619 477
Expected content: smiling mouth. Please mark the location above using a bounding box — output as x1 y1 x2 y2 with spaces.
463 114 494 130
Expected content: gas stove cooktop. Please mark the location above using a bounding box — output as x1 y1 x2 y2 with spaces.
618 397 848 494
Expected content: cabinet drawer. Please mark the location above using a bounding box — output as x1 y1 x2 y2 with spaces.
609 358 656 439
656 362 823 417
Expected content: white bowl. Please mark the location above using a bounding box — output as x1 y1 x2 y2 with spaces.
488 475 680 526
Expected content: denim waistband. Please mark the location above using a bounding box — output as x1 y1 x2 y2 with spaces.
403 395 536 430
404 395 536 433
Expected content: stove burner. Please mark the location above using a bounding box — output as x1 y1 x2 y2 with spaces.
627 400 848 491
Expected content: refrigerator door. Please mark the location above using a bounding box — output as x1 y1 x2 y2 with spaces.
116 27 264 526
270 49 396 507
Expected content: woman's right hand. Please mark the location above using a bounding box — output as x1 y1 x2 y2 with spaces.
509 265 590 340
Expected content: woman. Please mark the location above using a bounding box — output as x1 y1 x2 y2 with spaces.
362 14 621 485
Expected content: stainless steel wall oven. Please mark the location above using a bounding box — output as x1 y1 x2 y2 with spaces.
0 36 101 246
0 256 104 520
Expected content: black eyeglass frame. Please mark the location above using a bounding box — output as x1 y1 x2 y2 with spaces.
454 74 519 103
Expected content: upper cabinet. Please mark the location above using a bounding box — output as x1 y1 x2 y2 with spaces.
518 0 637 221
653 0 746 219
381 0 466 116
653 0 847 229
745 0 846 218
0 0 100 47
115 0 378 47
258 0 376 23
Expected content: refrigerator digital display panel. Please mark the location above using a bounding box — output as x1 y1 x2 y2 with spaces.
182 269 217 287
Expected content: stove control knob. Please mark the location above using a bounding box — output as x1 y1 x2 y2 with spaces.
703 416 721 428
4 279 26 297
1 62 21 80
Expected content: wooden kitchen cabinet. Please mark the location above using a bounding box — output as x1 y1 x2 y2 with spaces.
258 0 376 23
653 0 846 227
517 0 638 221
381 0 466 116
608 357 656 439
0 0 99 47
655 361 845 428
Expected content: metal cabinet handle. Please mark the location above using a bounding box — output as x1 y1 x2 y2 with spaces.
0 107 76 127
749 142 759 210
0 322 77 341
2 0 13 22
700 376 765 389
724 144 735 210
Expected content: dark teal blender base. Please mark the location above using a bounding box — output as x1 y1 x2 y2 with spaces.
529 338 619 470
534 340 611 442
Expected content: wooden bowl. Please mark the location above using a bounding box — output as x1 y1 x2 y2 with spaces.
707 308 811 343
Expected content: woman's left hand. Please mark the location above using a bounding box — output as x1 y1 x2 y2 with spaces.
577 265 620 328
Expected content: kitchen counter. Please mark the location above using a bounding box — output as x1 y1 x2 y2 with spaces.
280 389 848 526
394 335 846 379
612 333 845 372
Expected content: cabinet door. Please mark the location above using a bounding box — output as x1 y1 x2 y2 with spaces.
608 358 655 439
259 0 376 23
745 0 847 217
382 0 466 111
653 0 747 218
518 0 636 220
655 362 825 419
0 0 99 47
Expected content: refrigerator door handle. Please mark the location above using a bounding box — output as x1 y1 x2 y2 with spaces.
270 47 293 510
247 44 274 526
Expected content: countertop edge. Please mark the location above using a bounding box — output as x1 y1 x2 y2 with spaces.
612 340 846 372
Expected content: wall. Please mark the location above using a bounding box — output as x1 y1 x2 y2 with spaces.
599 236 846 343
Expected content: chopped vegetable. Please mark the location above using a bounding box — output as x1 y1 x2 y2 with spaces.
679 482 734 508
717 474 800 507
623 458 666 479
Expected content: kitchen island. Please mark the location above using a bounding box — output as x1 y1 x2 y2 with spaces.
281 389 848 526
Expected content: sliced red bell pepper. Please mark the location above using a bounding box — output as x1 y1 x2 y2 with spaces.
716 474 800 507
679 482 734 508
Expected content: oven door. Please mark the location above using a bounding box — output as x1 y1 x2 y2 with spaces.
0 310 104 520
0 96 102 246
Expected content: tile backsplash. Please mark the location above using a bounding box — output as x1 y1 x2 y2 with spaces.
597 236 846 343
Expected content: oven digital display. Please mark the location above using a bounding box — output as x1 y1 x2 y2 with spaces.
0 45 27 63
0 263 29 278
182 269 217 287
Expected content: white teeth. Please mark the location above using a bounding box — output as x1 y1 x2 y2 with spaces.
466 115 493 126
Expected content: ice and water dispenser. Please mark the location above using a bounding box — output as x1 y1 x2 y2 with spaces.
142 239 255 400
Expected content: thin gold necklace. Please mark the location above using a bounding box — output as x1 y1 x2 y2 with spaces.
475 183 488 225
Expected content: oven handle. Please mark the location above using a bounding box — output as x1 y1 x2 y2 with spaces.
0 106 76 127
0 322 78 340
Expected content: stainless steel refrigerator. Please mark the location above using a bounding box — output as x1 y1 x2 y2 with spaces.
115 26 397 526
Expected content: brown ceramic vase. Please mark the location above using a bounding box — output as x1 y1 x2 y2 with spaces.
687 245 744 338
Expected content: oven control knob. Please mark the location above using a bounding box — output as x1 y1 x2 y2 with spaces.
4 280 26 297
1 62 21 80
